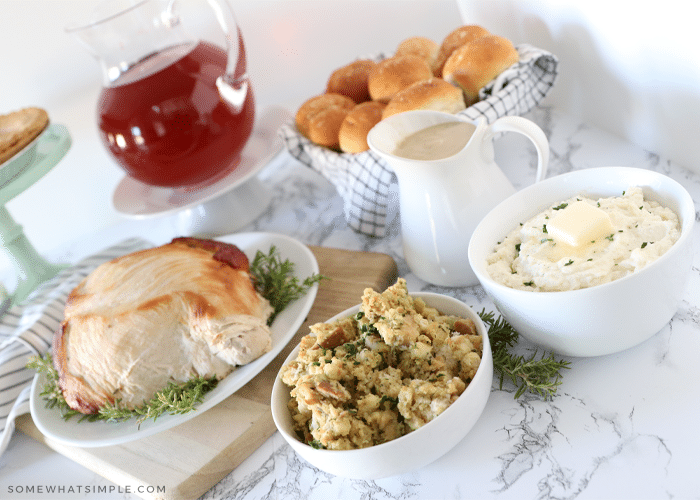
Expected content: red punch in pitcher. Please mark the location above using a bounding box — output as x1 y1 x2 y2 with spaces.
67 0 254 188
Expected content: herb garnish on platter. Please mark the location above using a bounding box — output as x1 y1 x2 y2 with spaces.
28 245 324 424
250 245 326 325
28 354 218 424
478 309 570 400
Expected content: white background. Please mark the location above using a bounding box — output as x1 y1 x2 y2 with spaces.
459 0 700 176
1 0 698 284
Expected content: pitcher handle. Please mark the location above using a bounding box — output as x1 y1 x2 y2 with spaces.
207 0 250 112
487 116 550 183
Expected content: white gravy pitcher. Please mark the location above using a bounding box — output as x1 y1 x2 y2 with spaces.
367 110 549 286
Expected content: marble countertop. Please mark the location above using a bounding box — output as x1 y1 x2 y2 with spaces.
1 105 698 500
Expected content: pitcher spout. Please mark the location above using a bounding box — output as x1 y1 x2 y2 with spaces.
368 110 476 166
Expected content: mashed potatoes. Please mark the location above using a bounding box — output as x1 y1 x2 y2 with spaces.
281 278 482 450
486 187 681 292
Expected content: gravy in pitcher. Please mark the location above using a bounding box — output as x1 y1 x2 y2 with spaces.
393 121 475 161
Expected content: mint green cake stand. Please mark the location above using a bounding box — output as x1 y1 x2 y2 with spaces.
0 123 71 306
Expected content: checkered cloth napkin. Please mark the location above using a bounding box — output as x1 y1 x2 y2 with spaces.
0 238 151 456
279 44 558 237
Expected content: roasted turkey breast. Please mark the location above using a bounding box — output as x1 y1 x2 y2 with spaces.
52 237 273 414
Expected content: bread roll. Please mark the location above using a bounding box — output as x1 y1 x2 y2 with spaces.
368 54 433 103
382 78 466 119
295 93 355 149
435 24 490 76
339 101 386 153
442 34 519 106
326 59 377 103
395 36 440 75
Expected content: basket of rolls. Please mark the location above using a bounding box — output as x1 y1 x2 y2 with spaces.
278 25 558 237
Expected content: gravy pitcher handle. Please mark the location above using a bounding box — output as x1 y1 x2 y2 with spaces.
488 116 550 183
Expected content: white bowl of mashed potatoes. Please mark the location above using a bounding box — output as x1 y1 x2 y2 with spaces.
271 280 492 479
468 166 695 357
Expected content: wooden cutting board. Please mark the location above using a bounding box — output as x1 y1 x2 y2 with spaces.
15 246 398 500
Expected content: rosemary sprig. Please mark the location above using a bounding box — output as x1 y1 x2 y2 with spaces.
27 352 88 422
478 309 570 400
28 352 218 425
249 245 326 325
98 376 218 425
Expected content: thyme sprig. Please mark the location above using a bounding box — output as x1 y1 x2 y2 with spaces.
27 353 218 425
478 309 570 400
249 245 326 324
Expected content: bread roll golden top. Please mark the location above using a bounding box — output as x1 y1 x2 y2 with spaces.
435 24 490 76
326 59 377 103
395 36 440 75
382 77 466 120
339 101 386 153
293 24 520 152
295 93 356 150
368 54 433 103
442 34 519 105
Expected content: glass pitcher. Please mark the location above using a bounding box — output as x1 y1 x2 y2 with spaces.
66 0 254 188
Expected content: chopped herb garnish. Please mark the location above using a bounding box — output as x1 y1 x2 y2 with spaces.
542 224 548 234
360 322 379 336
564 259 574 266
605 234 614 241
343 342 358 357
379 395 399 409
641 242 648 248
523 280 535 287
552 203 568 210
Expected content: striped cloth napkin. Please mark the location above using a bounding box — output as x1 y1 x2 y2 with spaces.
279 44 559 237
0 238 151 456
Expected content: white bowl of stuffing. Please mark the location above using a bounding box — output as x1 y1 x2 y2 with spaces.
271 278 493 479
468 166 696 357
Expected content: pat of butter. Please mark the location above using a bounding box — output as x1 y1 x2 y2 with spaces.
547 201 614 247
